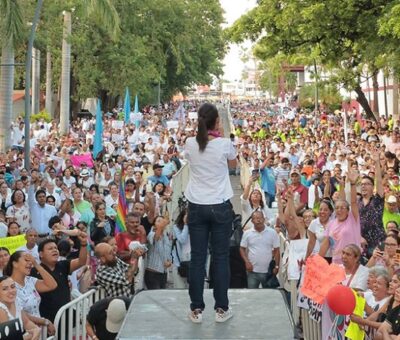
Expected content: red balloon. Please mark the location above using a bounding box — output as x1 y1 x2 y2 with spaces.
326 285 356 315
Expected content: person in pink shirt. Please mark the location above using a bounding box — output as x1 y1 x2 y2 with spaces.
319 169 361 264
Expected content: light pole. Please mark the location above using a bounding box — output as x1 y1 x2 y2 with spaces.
24 0 44 171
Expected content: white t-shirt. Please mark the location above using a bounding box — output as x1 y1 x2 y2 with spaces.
308 218 332 257
184 137 236 204
240 226 280 273
364 291 391 312
342 265 369 291
15 276 41 317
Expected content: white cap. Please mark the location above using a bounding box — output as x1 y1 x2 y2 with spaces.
106 299 127 333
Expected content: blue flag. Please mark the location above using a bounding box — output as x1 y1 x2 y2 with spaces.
134 94 139 113
134 94 140 128
124 87 131 124
93 99 103 159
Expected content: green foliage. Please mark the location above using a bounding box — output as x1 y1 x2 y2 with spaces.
228 0 398 121
0 0 225 109
0 0 24 47
299 83 342 112
31 110 52 123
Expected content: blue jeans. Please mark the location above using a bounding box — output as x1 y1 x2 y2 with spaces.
264 192 275 208
188 201 233 311
247 272 271 288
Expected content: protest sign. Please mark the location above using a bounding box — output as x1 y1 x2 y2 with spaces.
112 120 124 129
0 235 26 254
166 121 179 129
112 134 124 143
288 239 308 280
188 111 198 120
345 290 365 340
70 153 94 168
300 254 345 304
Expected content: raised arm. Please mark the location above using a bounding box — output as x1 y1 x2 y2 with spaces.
243 176 256 201
347 170 359 221
372 149 384 197
284 188 303 240
70 232 88 273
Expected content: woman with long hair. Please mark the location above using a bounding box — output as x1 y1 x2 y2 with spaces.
59 198 81 229
0 247 10 276
184 103 237 323
241 176 274 230
4 251 57 334
89 202 115 245
172 209 191 288
0 276 40 339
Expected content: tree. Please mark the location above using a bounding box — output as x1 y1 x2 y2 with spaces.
299 83 342 112
0 0 24 152
229 0 395 121
59 0 120 135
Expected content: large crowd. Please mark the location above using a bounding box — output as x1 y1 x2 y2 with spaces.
0 101 398 339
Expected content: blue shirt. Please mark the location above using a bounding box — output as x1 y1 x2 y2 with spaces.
148 175 170 186
261 167 276 195
288 154 300 167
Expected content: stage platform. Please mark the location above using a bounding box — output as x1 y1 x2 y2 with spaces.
117 289 294 340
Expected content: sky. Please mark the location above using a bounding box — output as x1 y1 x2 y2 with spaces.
219 0 257 82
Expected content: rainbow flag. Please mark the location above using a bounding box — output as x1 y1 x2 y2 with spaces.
115 172 127 233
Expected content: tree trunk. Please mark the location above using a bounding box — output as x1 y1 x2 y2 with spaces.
383 75 388 118
393 75 399 127
31 48 40 115
354 85 377 122
59 11 72 135
0 44 15 152
45 50 53 116
372 71 379 115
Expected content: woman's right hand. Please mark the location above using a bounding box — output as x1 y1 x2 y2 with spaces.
372 247 383 260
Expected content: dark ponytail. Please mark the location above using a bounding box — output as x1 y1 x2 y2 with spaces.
196 103 219 152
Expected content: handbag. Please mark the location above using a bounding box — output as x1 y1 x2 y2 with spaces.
266 259 280 289
172 239 190 278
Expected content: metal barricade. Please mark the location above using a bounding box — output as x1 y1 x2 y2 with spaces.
47 287 106 340
301 308 322 340
279 234 322 340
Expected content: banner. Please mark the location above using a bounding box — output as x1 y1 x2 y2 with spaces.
300 254 345 304
188 111 198 120
166 121 179 129
0 235 26 254
288 239 308 280
111 134 124 143
70 153 94 168
112 120 124 129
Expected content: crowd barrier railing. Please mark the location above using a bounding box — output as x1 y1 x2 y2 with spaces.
281 235 321 340
47 287 106 340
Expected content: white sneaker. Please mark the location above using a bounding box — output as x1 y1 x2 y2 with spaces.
189 309 203 323
215 307 233 323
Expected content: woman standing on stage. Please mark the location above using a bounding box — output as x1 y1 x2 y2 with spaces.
184 103 237 324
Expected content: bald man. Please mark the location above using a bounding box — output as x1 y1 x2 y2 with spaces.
95 243 136 298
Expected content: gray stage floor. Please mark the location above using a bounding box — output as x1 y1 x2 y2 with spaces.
117 289 294 340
